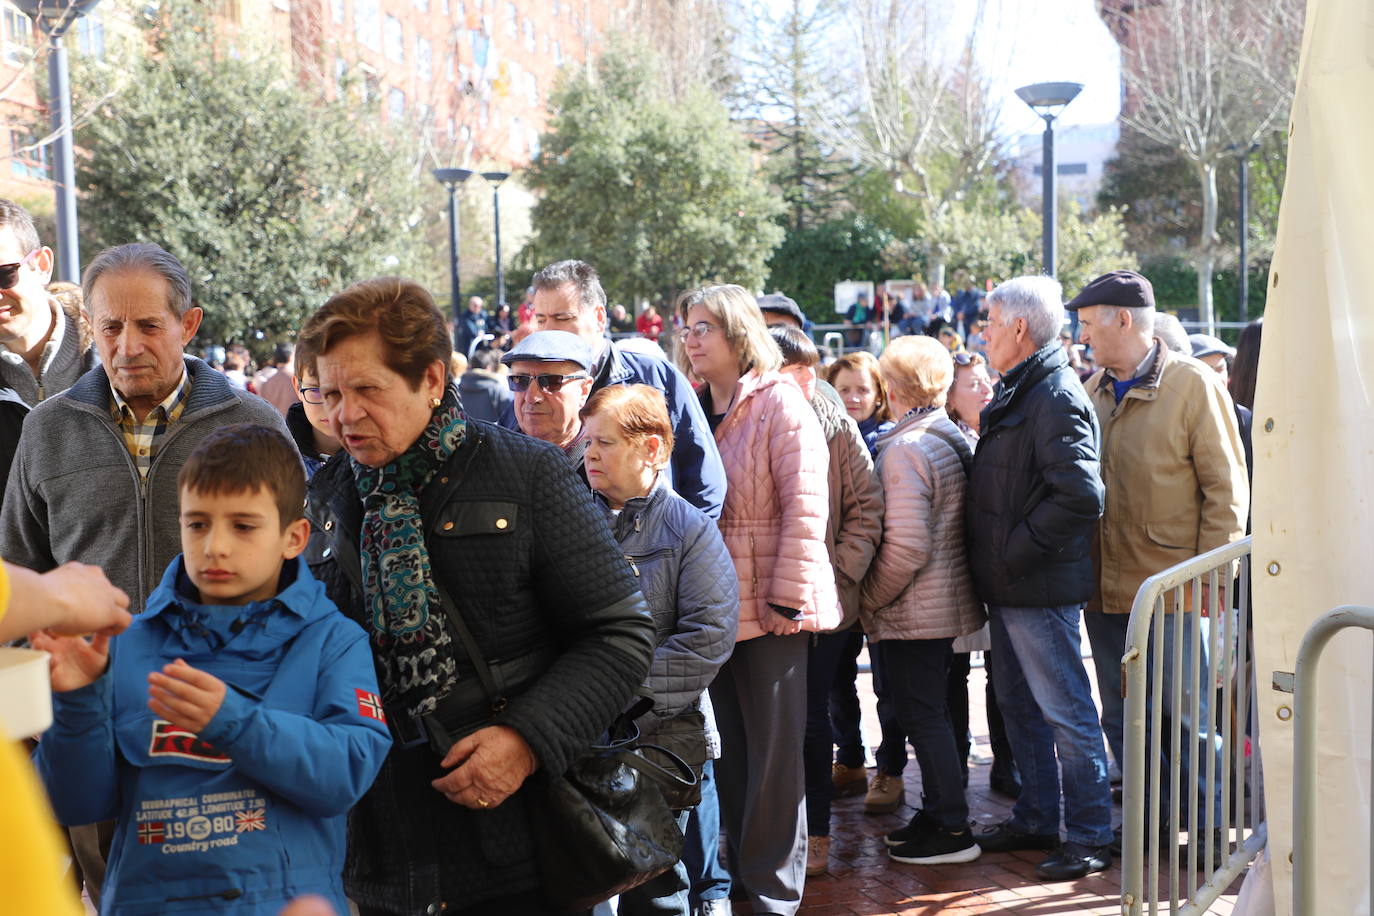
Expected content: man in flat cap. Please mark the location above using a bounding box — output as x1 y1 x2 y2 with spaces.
1069 269 1248 853
502 330 596 476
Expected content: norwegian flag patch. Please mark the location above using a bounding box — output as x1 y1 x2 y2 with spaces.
235 809 266 833
137 822 165 845
356 689 387 723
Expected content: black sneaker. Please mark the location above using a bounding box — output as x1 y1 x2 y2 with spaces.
888 827 982 865
1035 841 1112 880
974 819 1058 853
883 808 938 848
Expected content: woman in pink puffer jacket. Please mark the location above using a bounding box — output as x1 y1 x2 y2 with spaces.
676 284 838 916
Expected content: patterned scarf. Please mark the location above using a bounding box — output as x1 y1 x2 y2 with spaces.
352 390 466 719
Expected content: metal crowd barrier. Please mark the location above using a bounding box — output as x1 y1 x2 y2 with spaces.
1120 536 1265 915
1291 604 1374 914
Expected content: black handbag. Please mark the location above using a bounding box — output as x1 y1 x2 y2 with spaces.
639 709 707 811
433 586 697 913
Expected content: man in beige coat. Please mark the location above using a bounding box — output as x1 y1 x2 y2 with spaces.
1070 270 1248 846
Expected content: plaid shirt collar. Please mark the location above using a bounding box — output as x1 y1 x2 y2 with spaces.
111 367 191 477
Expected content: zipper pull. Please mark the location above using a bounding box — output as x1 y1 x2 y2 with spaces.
626 555 639 577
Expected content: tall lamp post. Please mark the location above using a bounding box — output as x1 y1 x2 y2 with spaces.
1230 142 1261 323
15 0 102 284
481 171 510 307
1015 81 1083 279
432 168 474 331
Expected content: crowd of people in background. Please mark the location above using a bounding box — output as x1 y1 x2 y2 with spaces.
0 190 1261 916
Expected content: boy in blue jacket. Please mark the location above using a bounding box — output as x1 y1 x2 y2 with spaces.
32 424 391 916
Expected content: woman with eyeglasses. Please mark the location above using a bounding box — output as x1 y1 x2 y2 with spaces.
286 340 341 479
676 284 839 916
580 384 739 916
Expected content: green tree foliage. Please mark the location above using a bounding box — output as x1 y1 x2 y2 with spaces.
71 8 428 346
523 47 784 304
764 216 894 319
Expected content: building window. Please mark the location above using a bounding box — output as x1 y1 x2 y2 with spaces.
416 37 432 81
355 0 380 50
76 14 105 58
384 16 404 62
504 2 517 38
414 0 428 10
523 18 535 53
447 117 455 138
334 57 348 92
330 0 346 25
551 0 559 15
388 88 406 120
553 40 561 64
9 130 49 181
3 6 31 66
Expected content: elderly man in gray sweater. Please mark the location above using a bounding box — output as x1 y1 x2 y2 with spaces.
0 241 285 908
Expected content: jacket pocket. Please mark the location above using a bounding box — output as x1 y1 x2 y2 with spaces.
432 500 519 537
1145 520 1197 552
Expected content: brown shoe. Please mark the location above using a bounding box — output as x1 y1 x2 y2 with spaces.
831 762 868 798
806 834 830 876
864 769 905 814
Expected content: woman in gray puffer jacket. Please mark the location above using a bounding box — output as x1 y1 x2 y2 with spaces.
581 384 740 916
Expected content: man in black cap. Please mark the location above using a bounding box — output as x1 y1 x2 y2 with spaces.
1069 269 1248 855
757 292 808 331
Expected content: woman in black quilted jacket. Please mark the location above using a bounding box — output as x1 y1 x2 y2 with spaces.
299 277 655 916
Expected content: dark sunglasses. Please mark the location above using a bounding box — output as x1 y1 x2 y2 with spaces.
507 372 589 393
953 351 979 366
0 249 40 290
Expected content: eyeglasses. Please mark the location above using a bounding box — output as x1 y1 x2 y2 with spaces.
953 351 979 366
0 249 40 290
678 321 721 339
299 386 323 405
507 372 590 393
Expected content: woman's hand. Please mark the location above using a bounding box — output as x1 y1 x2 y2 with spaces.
758 604 803 636
431 724 538 810
30 631 111 693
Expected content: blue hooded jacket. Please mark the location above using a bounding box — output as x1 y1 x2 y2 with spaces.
33 556 392 916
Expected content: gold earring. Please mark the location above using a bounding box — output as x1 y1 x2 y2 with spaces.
430 396 442 409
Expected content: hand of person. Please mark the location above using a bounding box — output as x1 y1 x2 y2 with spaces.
147 659 227 733
29 631 111 693
758 604 803 636
276 895 338 916
431 724 538 810
41 562 132 636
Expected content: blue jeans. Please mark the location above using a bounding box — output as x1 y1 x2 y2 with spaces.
829 631 907 774
988 604 1114 847
682 760 729 906
1083 610 1225 825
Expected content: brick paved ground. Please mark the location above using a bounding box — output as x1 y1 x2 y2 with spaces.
775 657 1246 915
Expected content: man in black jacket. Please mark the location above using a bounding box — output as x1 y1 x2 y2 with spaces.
964 275 1115 880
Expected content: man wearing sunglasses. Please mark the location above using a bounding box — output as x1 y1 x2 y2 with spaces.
500 330 596 476
0 200 98 507
514 259 725 519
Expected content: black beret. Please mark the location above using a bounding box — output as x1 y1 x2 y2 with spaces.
1066 269 1156 311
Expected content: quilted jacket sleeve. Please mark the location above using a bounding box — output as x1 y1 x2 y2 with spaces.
640 513 739 735
762 384 832 615
831 414 884 587
861 437 933 612
1005 382 1105 573
505 446 655 776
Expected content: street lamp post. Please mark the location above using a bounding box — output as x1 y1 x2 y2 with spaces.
15 1 103 284
1232 142 1260 323
1015 81 1083 280
432 168 474 331
481 171 510 307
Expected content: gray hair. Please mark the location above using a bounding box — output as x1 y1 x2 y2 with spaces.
82 242 193 317
0 198 40 254
1151 312 1188 353
1092 304 1156 338
531 259 608 314
987 275 1065 348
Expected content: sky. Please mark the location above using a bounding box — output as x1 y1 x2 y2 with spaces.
975 0 1123 136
